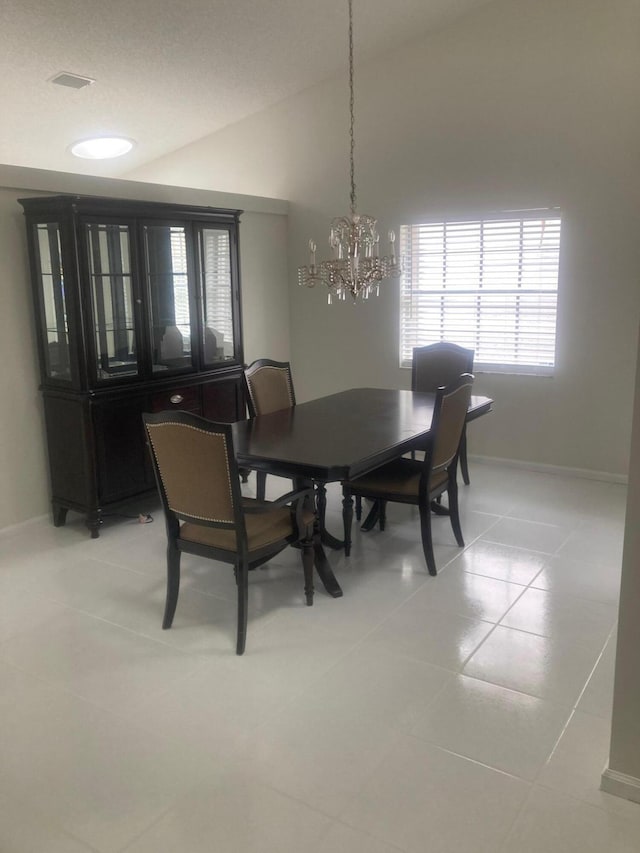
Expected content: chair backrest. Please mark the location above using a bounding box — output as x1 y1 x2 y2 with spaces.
244 359 296 418
142 411 243 531
412 342 474 393
429 374 474 474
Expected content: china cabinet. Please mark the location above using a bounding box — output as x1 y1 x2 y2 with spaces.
19 194 244 536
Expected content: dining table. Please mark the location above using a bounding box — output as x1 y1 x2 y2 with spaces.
232 387 493 599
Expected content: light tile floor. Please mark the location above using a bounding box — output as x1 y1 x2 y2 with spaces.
0 462 638 852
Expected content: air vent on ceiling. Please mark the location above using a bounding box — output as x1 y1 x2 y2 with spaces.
50 72 95 90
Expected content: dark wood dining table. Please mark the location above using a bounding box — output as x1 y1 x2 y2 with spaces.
232 387 493 598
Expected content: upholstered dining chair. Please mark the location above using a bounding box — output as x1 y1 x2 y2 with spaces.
353 341 474 527
143 410 316 655
243 359 296 501
412 341 475 485
342 374 474 575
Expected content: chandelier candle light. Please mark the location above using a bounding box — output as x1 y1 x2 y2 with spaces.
297 0 402 303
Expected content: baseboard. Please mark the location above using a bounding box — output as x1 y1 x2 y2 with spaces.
0 457 627 538
469 454 627 485
601 767 640 803
0 513 49 539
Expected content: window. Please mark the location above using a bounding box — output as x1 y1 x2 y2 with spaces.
399 209 562 374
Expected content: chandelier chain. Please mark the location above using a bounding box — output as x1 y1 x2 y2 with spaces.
348 0 356 217
296 0 402 302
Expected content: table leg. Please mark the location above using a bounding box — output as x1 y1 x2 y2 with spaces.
360 499 381 531
294 478 343 597
312 515 343 598
342 492 353 557
313 540 343 598
430 499 450 516
315 481 346 550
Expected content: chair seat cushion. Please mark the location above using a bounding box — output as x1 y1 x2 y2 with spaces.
180 502 314 554
345 458 448 498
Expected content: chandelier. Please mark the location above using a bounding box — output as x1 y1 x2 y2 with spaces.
297 0 401 303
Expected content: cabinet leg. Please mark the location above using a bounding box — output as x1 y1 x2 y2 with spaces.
52 503 68 528
86 511 102 539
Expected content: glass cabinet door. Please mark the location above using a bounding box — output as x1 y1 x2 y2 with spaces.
144 224 194 373
199 227 236 365
85 223 140 380
33 223 71 381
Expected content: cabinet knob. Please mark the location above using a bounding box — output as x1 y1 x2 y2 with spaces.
169 394 183 404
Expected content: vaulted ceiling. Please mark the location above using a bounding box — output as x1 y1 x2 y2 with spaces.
1 0 497 178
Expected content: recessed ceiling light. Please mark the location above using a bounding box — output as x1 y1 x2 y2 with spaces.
70 137 135 159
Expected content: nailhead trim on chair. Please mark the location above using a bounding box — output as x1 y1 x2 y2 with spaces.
146 422 235 523
246 366 295 413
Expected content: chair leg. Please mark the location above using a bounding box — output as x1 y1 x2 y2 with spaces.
419 504 437 576
236 561 249 655
162 541 181 629
460 428 470 486
448 475 465 548
256 470 267 501
342 489 354 556
379 500 387 532
302 536 314 605
355 495 362 520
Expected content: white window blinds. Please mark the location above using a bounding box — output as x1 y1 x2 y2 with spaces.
399 210 561 374
202 229 233 345
169 227 190 331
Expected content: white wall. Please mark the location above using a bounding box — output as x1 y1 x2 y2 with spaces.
603 325 640 797
239 212 290 364
0 165 289 530
0 189 48 525
129 0 640 477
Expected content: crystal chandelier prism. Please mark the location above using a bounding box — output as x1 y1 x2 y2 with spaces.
297 0 401 303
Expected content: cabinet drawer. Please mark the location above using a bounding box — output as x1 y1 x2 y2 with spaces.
150 385 201 414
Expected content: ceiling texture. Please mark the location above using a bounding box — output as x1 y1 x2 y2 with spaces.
0 0 496 178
